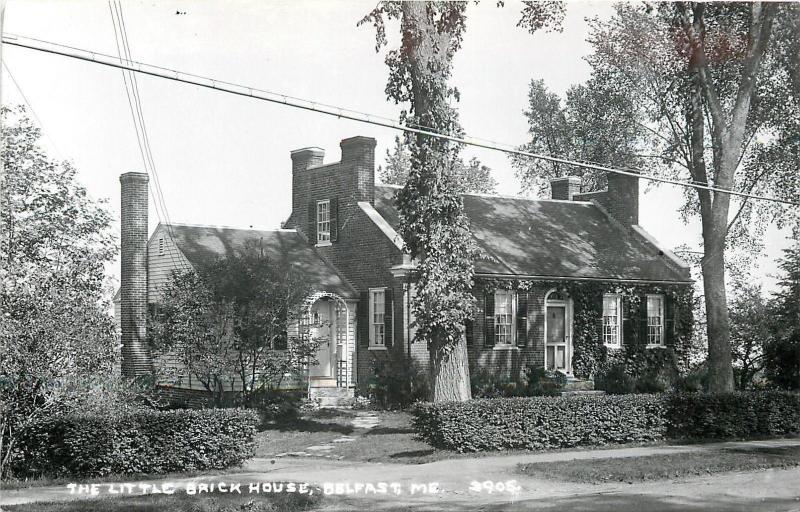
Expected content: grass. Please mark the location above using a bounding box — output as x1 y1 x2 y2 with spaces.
3 488 322 512
0 468 248 491
518 445 800 484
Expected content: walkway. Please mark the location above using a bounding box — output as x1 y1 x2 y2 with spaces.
3 437 800 510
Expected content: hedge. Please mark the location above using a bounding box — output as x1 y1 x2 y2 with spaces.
412 391 800 453
13 408 259 478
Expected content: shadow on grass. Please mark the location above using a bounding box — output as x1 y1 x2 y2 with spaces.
365 427 416 436
261 419 354 434
388 449 435 459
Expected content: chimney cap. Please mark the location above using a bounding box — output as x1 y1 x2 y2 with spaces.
340 136 377 148
290 147 325 158
120 172 149 182
549 176 581 184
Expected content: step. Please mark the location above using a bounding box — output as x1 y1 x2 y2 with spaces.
308 387 354 398
563 378 595 391
561 390 607 396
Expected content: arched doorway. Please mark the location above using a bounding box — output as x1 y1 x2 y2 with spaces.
544 289 573 374
304 292 353 389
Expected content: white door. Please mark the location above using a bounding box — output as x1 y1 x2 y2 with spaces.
309 299 334 378
546 304 571 372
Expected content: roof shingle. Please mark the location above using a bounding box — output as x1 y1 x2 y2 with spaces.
373 185 690 283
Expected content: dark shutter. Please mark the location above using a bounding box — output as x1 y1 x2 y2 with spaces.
639 295 649 346
622 296 633 347
384 288 393 348
665 295 675 346
358 291 369 347
516 291 528 347
484 289 495 347
307 201 317 243
329 197 338 242
465 319 474 345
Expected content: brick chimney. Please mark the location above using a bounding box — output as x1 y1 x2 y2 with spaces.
340 136 376 203
550 176 581 201
119 172 151 377
291 147 325 216
607 171 639 226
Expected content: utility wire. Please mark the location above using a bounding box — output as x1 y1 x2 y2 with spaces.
106 3 187 269
3 32 798 208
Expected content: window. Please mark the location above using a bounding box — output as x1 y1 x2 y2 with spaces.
369 288 386 347
494 290 515 345
316 200 330 243
647 294 665 346
158 237 165 256
603 294 622 347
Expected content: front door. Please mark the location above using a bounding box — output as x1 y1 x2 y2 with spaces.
309 299 334 378
546 304 570 372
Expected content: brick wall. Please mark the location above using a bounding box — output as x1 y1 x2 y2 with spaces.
284 136 404 392
119 172 152 377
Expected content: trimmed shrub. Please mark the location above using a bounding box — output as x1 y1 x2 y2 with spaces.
412 391 800 453
12 408 258 478
368 355 428 408
470 367 566 398
666 391 800 439
412 394 667 452
249 389 304 423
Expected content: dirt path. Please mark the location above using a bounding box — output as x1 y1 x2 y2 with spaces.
3 438 800 510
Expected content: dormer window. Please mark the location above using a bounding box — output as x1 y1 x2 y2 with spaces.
316 200 330 243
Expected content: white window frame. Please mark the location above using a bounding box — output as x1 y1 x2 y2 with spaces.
494 290 516 346
646 294 665 348
603 294 623 348
316 199 331 244
368 287 386 350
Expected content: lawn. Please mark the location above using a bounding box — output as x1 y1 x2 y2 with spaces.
4 488 322 512
255 409 441 463
518 445 800 484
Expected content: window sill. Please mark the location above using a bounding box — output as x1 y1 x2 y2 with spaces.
646 344 666 349
604 344 622 350
315 241 332 247
492 345 520 351
368 346 387 351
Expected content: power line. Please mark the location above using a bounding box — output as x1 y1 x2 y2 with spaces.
106 3 187 270
3 32 799 208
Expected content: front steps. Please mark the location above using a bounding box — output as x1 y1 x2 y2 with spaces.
308 385 355 408
561 376 605 396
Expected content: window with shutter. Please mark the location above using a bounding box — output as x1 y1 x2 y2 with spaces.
368 288 387 349
646 294 665 347
316 200 331 243
493 290 515 346
516 292 528 347
483 289 495 347
602 294 622 348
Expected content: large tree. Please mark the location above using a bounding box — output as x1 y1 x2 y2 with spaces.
0 106 118 479
361 1 561 401
515 2 800 391
148 242 316 406
378 135 498 194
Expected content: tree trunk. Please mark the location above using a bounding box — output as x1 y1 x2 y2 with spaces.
429 334 471 402
702 236 735 391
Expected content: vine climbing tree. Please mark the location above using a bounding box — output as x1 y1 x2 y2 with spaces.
360 1 474 401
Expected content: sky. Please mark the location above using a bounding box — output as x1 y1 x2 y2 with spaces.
1 0 792 293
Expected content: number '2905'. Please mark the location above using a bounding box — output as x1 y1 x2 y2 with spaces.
468 480 521 493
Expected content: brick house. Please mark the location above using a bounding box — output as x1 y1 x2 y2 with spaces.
116 135 694 401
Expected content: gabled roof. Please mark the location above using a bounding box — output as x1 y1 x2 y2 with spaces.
162 223 358 297
373 185 691 283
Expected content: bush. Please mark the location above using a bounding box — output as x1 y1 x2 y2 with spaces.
12 408 258 478
368 355 428 408
666 391 800 439
595 364 636 394
471 367 566 398
412 394 667 452
249 389 303 423
411 391 800 453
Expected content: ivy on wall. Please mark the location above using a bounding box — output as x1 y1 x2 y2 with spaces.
480 278 694 379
